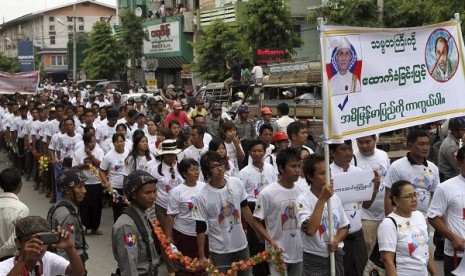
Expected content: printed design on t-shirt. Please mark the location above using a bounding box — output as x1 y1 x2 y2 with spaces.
65 143 75 154
124 233 137 251
254 178 269 198
280 200 298 230
319 213 340 240
165 177 180 193
410 173 431 191
187 196 196 212
67 224 75 235
397 220 412 233
114 160 124 172
217 200 240 232
407 228 429 257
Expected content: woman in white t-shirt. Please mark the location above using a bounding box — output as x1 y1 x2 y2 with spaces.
99 133 129 222
208 138 235 177
219 121 245 177
192 151 278 275
297 155 349 276
123 133 154 175
146 119 158 156
378 180 437 276
166 158 207 275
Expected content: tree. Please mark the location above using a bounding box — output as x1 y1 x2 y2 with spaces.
192 20 251 82
245 0 303 56
0 52 19 73
82 21 126 80
307 0 380 27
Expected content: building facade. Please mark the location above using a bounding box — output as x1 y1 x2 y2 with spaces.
0 0 116 81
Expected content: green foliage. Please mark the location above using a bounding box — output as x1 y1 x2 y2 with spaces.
119 9 148 60
245 0 302 56
307 0 465 29
82 21 126 80
192 20 251 82
307 0 380 27
0 52 19 73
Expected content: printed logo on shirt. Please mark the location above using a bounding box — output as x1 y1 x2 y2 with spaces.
410 173 431 190
407 228 429 256
114 161 124 172
67 224 75 234
187 196 196 211
165 178 180 193
217 200 240 232
280 200 298 230
319 214 340 240
124 233 137 251
253 179 269 198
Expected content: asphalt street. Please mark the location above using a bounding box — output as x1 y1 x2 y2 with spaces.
2 151 446 276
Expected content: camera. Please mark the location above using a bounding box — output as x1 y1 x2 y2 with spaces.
37 232 61 245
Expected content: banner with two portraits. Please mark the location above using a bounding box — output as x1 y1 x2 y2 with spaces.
320 21 465 142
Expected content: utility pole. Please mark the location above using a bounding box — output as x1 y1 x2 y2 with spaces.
377 0 384 26
73 3 77 81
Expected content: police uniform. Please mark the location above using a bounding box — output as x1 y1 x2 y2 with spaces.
235 118 256 140
51 199 87 261
112 206 159 276
206 115 222 138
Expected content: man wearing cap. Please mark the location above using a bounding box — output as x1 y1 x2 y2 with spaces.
329 37 361 96
235 105 256 140
51 169 88 263
112 170 159 276
164 101 190 128
0 216 85 276
438 116 465 181
206 103 224 138
187 99 208 123
255 107 273 137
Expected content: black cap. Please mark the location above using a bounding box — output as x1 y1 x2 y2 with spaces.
123 170 157 200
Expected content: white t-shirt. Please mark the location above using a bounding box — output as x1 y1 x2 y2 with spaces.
11 117 28 138
127 126 148 141
251 65 264 80
96 124 117 154
238 163 277 202
385 156 439 217
330 163 364 233
100 148 129 189
0 251 69 275
72 146 105 185
354 148 390 221
427 174 465 257
167 181 206 236
48 132 63 161
253 181 306 263
192 177 248 254
224 141 243 177
296 190 349 257
45 119 60 140
179 144 208 165
123 154 154 176
23 119 34 142
57 133 82 160
30 120 44 141
146 134 157 156
149 161 184 209
378 211 430 276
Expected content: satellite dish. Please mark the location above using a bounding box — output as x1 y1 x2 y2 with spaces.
135 7 143 17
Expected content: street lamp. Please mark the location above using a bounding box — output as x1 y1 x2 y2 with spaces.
56 3 77 82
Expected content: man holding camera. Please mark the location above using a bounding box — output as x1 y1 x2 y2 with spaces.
0 216 85 276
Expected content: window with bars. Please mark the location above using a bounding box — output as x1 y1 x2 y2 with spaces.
51 55 68 66
50 36 56 44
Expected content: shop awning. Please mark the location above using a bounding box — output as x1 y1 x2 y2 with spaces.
156 56 189 69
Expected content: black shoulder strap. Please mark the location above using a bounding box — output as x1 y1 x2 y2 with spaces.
123 206 152 264
387 216 397 230
50 201 88 253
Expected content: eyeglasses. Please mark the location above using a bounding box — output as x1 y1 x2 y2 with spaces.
210 163 225 171
398 192 419 200
169 167 176 180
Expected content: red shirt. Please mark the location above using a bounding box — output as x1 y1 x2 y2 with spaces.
164 111 190 128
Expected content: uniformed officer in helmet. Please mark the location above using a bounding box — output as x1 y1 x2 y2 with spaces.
112 170 159 276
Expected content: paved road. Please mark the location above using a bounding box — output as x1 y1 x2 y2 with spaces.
2 151 446 275
0 152 168 275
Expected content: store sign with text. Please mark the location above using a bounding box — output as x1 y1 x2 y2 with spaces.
254 48 286 65
320 21 465 142
144 21 180 54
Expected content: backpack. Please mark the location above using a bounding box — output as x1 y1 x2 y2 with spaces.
46 200 87 258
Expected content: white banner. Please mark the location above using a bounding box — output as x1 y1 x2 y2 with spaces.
320 21 465 142
143 21 180 54
333 170 374 204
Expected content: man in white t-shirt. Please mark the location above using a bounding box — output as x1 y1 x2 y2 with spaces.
428 146 465 275
248 62 263 85
354 135 390 256
96 109 119 154
0 216 84 276
384 129 440 217
254 147 306 276
287 121 314 154
57 118 82 164
272 103 295 134
329 140 380 276
180 125 208 165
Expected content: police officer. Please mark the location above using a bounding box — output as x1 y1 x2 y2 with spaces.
51 168 88 264
112 170 159 276
234 105 256 140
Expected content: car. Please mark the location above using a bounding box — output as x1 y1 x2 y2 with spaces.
121 92 161 103
95 81 129 94
76 79 107 90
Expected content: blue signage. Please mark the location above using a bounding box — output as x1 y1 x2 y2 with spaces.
18 40 34 72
